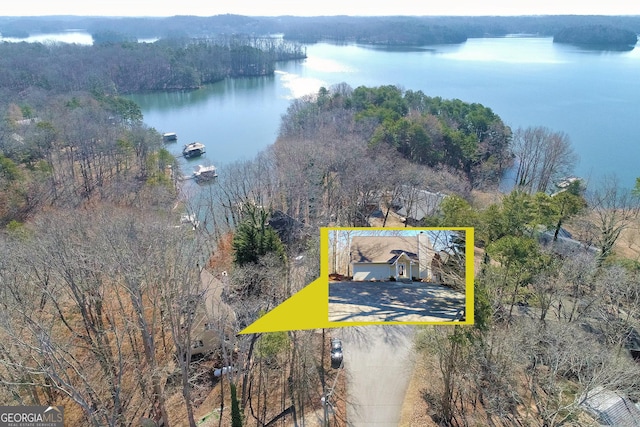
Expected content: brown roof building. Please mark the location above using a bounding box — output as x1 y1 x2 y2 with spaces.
350 233 435 282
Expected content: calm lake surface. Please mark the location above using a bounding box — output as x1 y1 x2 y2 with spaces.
22 32 635 188
128 37 640 189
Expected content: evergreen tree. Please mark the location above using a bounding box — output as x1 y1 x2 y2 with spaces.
232 206 286 266
230 382 243 427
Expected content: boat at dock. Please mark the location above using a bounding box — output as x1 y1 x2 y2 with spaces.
192 164 218 182
182 142 206 158
162 132 177 142
555 176 584 189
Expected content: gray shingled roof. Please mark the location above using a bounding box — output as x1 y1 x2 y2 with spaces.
395 189 446 221
582 387 640 426
350 235 428 264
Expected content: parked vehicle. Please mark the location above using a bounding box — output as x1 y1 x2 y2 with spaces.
213 366 236 377
330 338 343 368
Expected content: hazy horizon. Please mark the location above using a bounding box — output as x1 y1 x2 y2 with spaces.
1 0 639 18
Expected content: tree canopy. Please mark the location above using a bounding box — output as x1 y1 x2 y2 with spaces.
283 85 512 188
232 206 287 267
0 36 305 96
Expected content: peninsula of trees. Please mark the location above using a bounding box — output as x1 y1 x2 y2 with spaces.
0 36 305 95
283 85 512 188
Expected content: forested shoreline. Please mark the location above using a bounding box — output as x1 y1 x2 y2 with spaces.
2 14 640 46
554 24 638 47
0 36 305 97
281 85 512 187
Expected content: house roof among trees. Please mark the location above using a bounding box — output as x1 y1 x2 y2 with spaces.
396 188 446 221
581 387 640 426
350 235 431 264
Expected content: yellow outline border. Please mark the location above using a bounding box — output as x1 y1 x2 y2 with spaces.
240 227 474 333
323 227 474 327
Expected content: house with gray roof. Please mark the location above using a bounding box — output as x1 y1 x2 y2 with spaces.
350 233 435 282
394 187 446 225
581 387 640 426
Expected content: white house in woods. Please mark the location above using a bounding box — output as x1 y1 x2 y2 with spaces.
350 233 435 282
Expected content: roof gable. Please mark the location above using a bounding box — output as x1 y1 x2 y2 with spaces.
351 235 431 264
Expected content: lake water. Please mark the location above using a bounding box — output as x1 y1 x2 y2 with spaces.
129 37 640 190
13 32 637 189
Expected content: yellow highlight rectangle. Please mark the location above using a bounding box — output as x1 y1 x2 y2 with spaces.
240 227 474 334
324 227 474 326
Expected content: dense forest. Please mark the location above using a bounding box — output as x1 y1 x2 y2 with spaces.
276 15 640 45
0 36 305 97
281 84 513 188
279 18 468 44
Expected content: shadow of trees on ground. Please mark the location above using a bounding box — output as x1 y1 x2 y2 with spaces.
328 281 465 322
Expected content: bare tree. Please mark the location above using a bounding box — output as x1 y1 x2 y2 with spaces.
592 265 640 356
415 326 477 426
587 175 640 263
517 320 640 427
512 126 577 194
0 204 220 426
0 212 132 426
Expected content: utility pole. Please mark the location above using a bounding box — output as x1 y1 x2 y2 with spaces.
320 329 328 426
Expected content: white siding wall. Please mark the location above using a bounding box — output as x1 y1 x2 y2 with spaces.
352 263 392 281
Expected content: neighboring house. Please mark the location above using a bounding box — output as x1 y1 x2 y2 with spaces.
189 272 236 357
627 326 640 361
395 187 446 225
268 209 306 245
539 228 600 256
581 387 640 426
350 233 435 282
